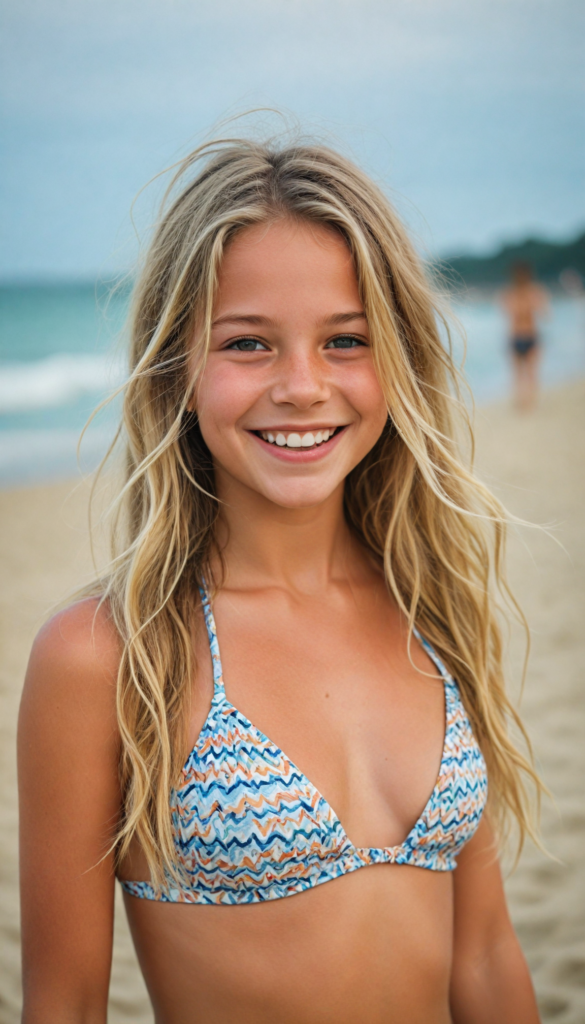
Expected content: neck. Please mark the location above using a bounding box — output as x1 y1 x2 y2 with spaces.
211 471 356 596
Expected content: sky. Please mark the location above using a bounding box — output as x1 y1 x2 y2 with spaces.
1 0 584 280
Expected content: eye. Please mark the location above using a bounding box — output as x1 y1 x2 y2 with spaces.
227 337 269 352
324 334 366 350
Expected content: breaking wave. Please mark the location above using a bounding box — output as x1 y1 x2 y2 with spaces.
0 353 126 413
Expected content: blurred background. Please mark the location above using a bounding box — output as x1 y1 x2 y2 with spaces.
0 2 584 1022
1 0 584 483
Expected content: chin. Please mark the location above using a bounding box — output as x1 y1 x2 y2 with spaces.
261 481 341 510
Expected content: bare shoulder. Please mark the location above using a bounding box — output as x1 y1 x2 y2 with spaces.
27 596 120 686
32 593 119 656
20 597 122 753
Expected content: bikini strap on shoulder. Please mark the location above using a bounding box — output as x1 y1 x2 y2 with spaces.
412 625 452 684
199 579 225 697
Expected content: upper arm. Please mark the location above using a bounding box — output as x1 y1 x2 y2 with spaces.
452 816 512 955
18 599 122 1023
450 816 539 1023
537 285 550 316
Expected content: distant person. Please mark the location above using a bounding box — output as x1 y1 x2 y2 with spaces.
501 262 549 411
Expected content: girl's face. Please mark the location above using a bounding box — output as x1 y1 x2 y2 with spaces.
194 218 388 509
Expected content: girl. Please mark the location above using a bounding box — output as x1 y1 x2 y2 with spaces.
18 136 542 1023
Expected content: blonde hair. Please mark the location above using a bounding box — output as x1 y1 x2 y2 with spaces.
88 133 540 886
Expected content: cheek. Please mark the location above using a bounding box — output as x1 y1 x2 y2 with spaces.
196 362 262 434
340 362 387 430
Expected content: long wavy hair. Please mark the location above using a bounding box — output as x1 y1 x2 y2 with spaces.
86 133 540 887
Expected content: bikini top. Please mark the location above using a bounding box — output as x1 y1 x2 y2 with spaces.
121 586 488 905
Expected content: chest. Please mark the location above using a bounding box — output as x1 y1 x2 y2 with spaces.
506 287 539 320
189 585 446 849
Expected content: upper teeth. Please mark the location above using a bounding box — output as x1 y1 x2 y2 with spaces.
260 429 336 448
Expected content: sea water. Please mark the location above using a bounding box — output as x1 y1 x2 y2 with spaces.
0 283 128 485
1 283 584 486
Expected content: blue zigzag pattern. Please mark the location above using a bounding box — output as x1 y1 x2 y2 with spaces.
121 587 488 904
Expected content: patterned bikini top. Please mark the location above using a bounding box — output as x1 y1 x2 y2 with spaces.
121 586 488 905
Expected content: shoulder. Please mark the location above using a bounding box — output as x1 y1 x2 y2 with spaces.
29 596 121 679
21 598 122 746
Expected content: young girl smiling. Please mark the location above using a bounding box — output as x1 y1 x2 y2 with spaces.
19 137 541 1022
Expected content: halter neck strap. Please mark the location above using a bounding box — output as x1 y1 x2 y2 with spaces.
413 625 453 685
199 581 225 698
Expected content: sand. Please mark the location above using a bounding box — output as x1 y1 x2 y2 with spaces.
0 381 583 1023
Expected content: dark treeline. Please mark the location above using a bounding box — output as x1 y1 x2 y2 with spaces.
3 233 585 294
437 230 585 288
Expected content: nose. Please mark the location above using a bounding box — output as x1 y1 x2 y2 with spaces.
270 347 331 410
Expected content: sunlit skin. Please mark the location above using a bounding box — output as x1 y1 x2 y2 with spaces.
18 220 540 1023
191 218 388 512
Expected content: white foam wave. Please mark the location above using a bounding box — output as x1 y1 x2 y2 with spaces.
0 353 126 413
0 426 117 485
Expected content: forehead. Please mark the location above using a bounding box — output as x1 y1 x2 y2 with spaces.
214 219 362 317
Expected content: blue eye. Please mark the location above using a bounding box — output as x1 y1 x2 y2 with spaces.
228 338 268 352
325 335 365 349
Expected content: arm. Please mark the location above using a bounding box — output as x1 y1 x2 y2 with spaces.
18 599 122 1024
535 284 551 321
450 816 541 1024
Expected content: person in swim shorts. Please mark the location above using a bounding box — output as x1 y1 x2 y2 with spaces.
501 261 550 411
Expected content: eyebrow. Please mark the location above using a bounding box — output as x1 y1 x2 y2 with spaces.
325 311 367 326
212 313 275 328
211 311 367 328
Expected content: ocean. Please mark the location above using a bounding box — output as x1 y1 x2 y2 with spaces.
1 284 584 487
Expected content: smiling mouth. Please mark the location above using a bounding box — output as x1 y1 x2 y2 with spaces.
252 426 347 451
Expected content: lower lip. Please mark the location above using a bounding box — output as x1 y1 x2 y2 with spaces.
248 427 349 463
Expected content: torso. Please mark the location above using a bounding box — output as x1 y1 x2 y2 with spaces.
124 865 453 1023
502 283 546 337
119 568 478 1022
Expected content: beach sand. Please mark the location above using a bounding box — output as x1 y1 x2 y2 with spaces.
0 380 583 1023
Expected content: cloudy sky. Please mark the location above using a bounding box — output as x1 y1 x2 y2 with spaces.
1 0 583 279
